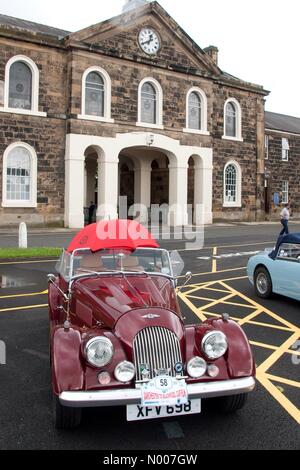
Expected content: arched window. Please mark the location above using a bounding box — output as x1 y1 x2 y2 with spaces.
79 66 113 123
188 92 201 130
9 61 32 110
141 82 157 124
225 102 236 137
85 72 104 117
2 143 37 208
223 161 242 207
137 78 163 128
1 55 45 116
184 87 209 135
223 98 242 140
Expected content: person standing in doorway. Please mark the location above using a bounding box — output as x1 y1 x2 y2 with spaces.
280 203 290 235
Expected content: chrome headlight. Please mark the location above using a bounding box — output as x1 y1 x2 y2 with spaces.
187 357 207 378
115 361 135 383
202 331 228 360
85 337 114 368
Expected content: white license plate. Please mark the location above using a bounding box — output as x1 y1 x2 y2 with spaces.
126 399 201 422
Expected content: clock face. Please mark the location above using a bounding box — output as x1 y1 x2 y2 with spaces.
138 28 161 55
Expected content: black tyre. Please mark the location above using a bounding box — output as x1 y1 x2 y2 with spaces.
217 393 248 414
254 266 272 299
53 394 82 430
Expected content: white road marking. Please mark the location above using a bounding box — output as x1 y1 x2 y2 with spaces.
198 250 261 260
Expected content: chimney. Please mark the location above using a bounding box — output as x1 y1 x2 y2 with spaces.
204 46 219 66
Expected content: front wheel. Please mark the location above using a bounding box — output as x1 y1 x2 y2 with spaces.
254 267 272 298
216 393 248 413
53 394 82 430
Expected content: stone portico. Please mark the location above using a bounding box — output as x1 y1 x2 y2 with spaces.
65 132 213 228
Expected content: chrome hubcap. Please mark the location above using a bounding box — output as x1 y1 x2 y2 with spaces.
256 273 268 294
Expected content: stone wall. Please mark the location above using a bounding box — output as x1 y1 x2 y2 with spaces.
0 14 267 226
265 131 300 219
0 38 67 226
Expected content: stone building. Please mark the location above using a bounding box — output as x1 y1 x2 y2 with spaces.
0 0 270 227
265 112 300 219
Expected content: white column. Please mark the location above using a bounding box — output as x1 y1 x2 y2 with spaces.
168 161 189 226
65 153 85 228
134 160 151 207
96 156 119 221
194 164 213 225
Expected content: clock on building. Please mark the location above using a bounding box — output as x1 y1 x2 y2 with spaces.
138 27 161 55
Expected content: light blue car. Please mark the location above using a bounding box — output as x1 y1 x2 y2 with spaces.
247 233 300 301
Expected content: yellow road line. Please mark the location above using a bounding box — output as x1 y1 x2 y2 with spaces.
257 332 300 374
203 311 294 332
219 281 300 333
220 300 254 309
265 374 300 389
0 289 48 299
256 372 300 425
183 274 248 288
212 247 217 273
0 304 48 313
239 308 263 326
187 266 246 279
201 286 232 294
177 291 207 322
250 341 277 351
0 259 56 266
186 294 215 302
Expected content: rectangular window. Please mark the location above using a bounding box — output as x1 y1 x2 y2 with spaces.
282 181 289 204
265 135 269 160
282 138 289 161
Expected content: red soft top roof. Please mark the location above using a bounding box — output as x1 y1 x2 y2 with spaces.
67 219 159 253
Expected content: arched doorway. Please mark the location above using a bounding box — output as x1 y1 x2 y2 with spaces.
84 147 98 225
150 155 169 206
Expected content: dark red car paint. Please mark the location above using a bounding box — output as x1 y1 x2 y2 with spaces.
49 273 255 395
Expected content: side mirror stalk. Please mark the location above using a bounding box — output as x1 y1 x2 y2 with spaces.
47 274 69 302
176 271 193 292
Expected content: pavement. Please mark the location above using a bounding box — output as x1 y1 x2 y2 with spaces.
0 224 299 450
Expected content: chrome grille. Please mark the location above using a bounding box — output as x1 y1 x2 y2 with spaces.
133 327 183 381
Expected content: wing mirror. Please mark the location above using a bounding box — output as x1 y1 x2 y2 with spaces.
177 271 193 292
47 274 69 302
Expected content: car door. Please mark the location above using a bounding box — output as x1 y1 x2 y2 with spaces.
272 243 300 300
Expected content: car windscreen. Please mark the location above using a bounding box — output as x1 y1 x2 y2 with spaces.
71 248 172 277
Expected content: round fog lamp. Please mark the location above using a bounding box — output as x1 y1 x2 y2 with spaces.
115 361 135 383
187 357 207 378
207 364 219 378
98 371 111 385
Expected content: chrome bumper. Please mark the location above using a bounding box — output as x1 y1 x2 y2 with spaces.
59 377 255 408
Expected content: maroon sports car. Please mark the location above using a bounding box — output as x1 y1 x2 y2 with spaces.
48 220 255 429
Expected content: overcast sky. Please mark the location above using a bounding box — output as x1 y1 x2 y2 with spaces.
0 0 299 117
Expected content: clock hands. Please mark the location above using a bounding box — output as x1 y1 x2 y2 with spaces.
141 34 154 46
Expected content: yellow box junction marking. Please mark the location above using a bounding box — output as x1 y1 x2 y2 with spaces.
178 279 300 425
